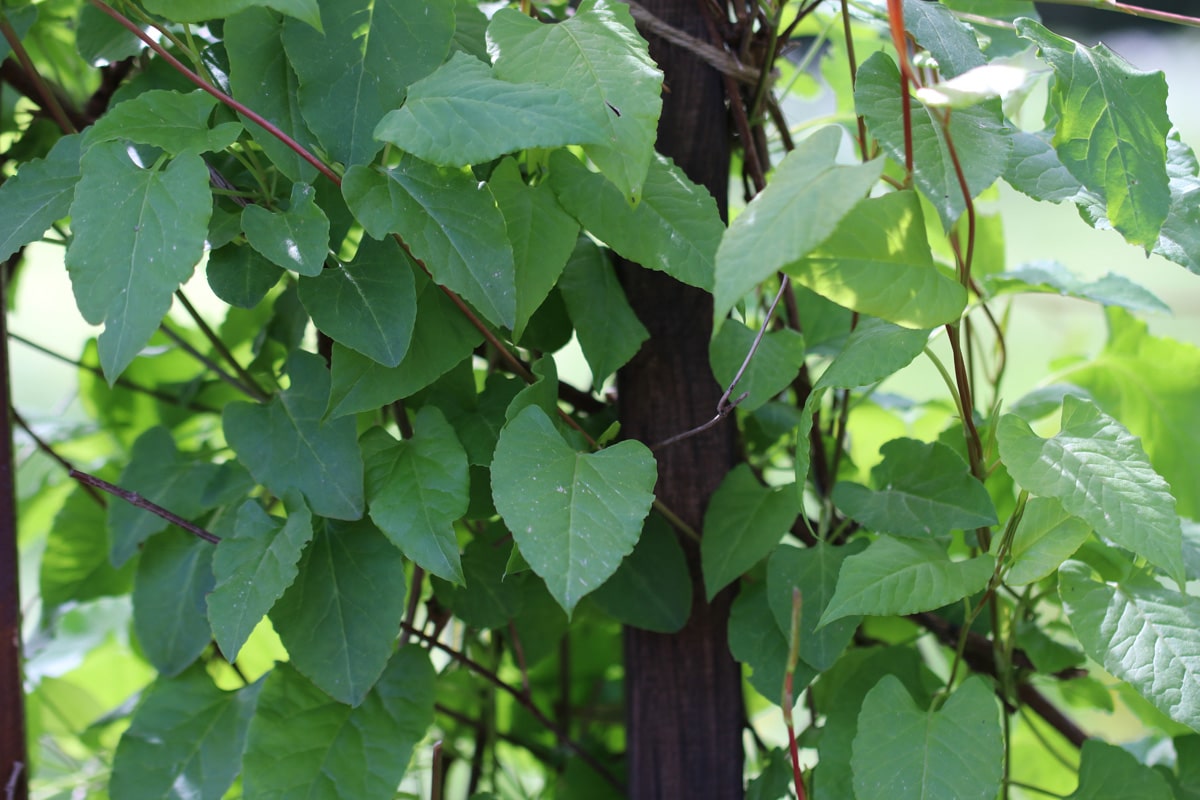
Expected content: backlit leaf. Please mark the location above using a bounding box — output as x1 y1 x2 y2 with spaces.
492 405 656 615
41 485 135 614
702 465 799 600
814 317 930 392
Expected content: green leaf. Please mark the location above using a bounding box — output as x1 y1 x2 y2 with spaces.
1003 129 1084 204
492 405 657 615
591 514 691 633
206 242 283 308
41 486 135 614
108 426 218 567
1003 497 1090 586
833 439 997 537
557 236 648 388
110 666 263 800
343 158 516 329
852 675 1002 800
224 351 365 520
242 650 435 799
66 145 211 381
0 6 37 65
997 395 1184 583
713 126 884 320
226 7 320 182
270 517 406 706
856 52 1012 229
489 0 663 201
87 89 240 155
132 532 215 677
902 0 985 77
767 541 867 671
701 465 799 600
820 538 995 626
375 52 603 167
1060 561 1200 734
76 6 141 68
788 191 967 328
813 316 931 392
208 499 313 661
142 0 322 29
1017 19 1171 248
1057 308 1200 519
282 0 453 166
242 183 330 277
987 260 1170 314
709 322 805 413
0 132 80 262
298 236 416 367
1153 132 1200 274
729 581 816 704
489 158 580 340
549 149 723 290
1067 739 1174 800
438 532 525 629
362 407 468 584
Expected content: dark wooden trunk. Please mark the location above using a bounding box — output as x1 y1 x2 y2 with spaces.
619 2 745 797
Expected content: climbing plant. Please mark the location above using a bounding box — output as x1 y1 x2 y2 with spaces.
2 0 1200 798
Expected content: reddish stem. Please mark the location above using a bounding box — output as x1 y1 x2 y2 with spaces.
885 0 914 178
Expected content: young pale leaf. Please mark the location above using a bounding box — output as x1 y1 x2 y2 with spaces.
701 465 800 600
41 487 135 613
709 323 805 413
66 145 211 382
997 394 1184 583
206 243 283 309
375 52 603 166
270 517 406 706
549 149 723 290
226 7 319 182
1060 561 1200 733
0 133 80 262
713 126 884 321
108 427 219 567
132 532 215 677
224 351 364 520
85 89 240 154
767 541 868 671
788 191 967 328
243 650 435 799
557 237 648 388
813 317 930 392
1003 497 1090 586
1057 308 1200 520
110 666 262 800
987 260 1170 314
852 675 1002 800
282 0 452 166
492 405 657 615
298 236 416 367
1067 740 1174 800
1018 19 1171 249
343 159 516 329
362 407 468 584
729 582 817 703
856 52 1012 229
489 158 580 339
242 183 330 277
820 538 995 626
488 0 663 201
591 515 691 633
832 439 997 538
208 499 313 662
143 0 322 29
902 0 985 77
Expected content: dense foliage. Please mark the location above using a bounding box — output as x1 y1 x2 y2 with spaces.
3 0 1200 798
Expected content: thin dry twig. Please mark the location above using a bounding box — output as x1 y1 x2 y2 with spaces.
69 469 220 545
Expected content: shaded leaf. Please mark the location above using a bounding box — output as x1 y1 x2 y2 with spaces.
224 351 364 520
767 541 867 671
242 650 435 799
729 581 816 704
702 465 799 600
270 517 406 706
133 532 215 677
714 126 884 320
143 0 322 29
814 316 930 392
997 394 1184 583
1004 496 1090 586
591 514 691 633
0 133 80 262
86 89 240 154
362 407 468 583
66 145 211 381
1068 739 1173 800
206 242 283 308
242 182 330 277
489 0 662 200
492 405 656 615
709 322 805 413
1060 561 1200 735
987 260 1170 314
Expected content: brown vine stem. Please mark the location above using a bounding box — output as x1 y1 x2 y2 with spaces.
68 469 221 545
158 321 263 402
174 291 269 402
10 411 106 507
400 620 624 793
1037 0 1200 28
0 14 76 135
